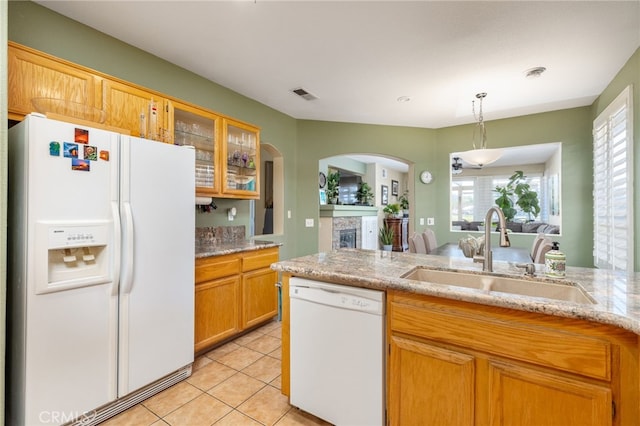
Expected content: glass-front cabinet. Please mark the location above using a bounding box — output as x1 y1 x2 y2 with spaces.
170 101 219 196
221 119 260 199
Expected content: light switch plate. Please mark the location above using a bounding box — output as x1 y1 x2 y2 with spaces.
427 218 435 225
419 218 425 225
305 218 314 227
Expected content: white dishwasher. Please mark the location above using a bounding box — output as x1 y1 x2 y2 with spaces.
289 277 385 426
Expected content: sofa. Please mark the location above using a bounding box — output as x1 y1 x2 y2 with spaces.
452 220 560 234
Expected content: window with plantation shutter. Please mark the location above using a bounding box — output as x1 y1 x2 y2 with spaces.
593 85 634 271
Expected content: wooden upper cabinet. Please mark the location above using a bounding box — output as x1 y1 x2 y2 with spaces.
168 100 221 196
221 118 261 199
9 42 261 199
8 42 103 121
103 80 168 141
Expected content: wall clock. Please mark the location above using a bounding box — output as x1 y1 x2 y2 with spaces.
420 170 433 184
319 172 327 188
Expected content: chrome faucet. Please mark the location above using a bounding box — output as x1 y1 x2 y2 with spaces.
473 207 510 272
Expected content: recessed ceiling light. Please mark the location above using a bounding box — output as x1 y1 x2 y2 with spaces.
397 96 411 103
524 66 547 79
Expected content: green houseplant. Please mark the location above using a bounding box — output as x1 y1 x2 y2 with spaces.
356 182 374 206
494 170 540 222
379 225 395 250
325 170 340 204
383 203 401 218
398 190 409 217
513 175 541 221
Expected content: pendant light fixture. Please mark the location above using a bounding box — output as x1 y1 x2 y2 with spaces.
458 92 502 167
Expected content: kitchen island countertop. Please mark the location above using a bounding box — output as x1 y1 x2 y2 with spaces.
271 248 640 335
196 240 282 259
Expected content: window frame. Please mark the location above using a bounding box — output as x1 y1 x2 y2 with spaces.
592 85 634 271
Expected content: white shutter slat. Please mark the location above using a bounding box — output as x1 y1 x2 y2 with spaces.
593 85 633 272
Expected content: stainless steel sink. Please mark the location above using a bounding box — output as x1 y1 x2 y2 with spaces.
401 267 596 304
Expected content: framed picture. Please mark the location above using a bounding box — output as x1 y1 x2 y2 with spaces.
319 189 327 205
391 180 399 196
381 185 389 205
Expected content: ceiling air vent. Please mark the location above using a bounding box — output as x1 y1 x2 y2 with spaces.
292 87 318 101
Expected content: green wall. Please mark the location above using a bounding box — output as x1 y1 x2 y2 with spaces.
434 108 593 265
7 1 640 269
296 109 593 265
8 0 298 259
592 48 640 271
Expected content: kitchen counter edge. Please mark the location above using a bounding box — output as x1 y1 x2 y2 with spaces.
196 241 282 258
271 248 640 335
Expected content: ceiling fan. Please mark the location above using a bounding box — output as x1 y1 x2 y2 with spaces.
451 157 463 175
452 156 484 175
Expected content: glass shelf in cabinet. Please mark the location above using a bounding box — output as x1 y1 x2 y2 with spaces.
195 148 214 162
175 129 214 149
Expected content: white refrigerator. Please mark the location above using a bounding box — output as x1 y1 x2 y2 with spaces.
7 114 195 425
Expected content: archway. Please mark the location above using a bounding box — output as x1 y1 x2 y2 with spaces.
252 142 284 236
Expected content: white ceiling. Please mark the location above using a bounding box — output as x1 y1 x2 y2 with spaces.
36 0 640 129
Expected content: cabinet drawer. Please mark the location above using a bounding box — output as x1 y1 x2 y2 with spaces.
195 254 241 284
242 247 279 272
389 294 612 381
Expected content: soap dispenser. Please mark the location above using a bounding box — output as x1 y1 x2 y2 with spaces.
545 241 566 278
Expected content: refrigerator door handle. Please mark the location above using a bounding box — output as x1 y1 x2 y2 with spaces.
121 201 135 295
111 201 122 297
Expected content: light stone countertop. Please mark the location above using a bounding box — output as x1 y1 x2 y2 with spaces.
271 248 640 335
196 240 282 259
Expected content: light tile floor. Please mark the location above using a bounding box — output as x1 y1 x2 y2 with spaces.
103 320 330 426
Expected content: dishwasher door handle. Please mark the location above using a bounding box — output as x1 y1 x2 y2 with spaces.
290 286 383 315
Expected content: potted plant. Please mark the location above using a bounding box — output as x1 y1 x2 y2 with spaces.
379 225 394 250
356 182 374 206
513 174 541 221
325 170 340 204
494 171 540 222
398 190 409 217
383 203 401 218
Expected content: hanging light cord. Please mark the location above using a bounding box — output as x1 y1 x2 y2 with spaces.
472 92 488 150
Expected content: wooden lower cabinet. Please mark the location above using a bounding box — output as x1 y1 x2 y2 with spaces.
242 267 278 329
389 335 475 426
195 247 279 353
387 291 638 426
195 276 240 352
488 360 612 426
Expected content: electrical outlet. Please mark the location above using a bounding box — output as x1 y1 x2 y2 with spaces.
305 218 314 227
419 218 425 226
427 217 435 225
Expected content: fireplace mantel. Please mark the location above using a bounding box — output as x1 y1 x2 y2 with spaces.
319 205 380 251
319 205 379 217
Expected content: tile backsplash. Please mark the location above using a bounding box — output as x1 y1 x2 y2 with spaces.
196 226 246 246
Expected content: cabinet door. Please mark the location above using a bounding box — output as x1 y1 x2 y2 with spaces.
8 43 103 121
170 101 220 196
242 268 278 329
104 80 167 140
488 361 612 426
389 335 475 426
221 119 260 199
194 276 241 353
361 216 378 249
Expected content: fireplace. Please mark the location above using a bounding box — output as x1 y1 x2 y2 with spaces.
339 228 357 248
